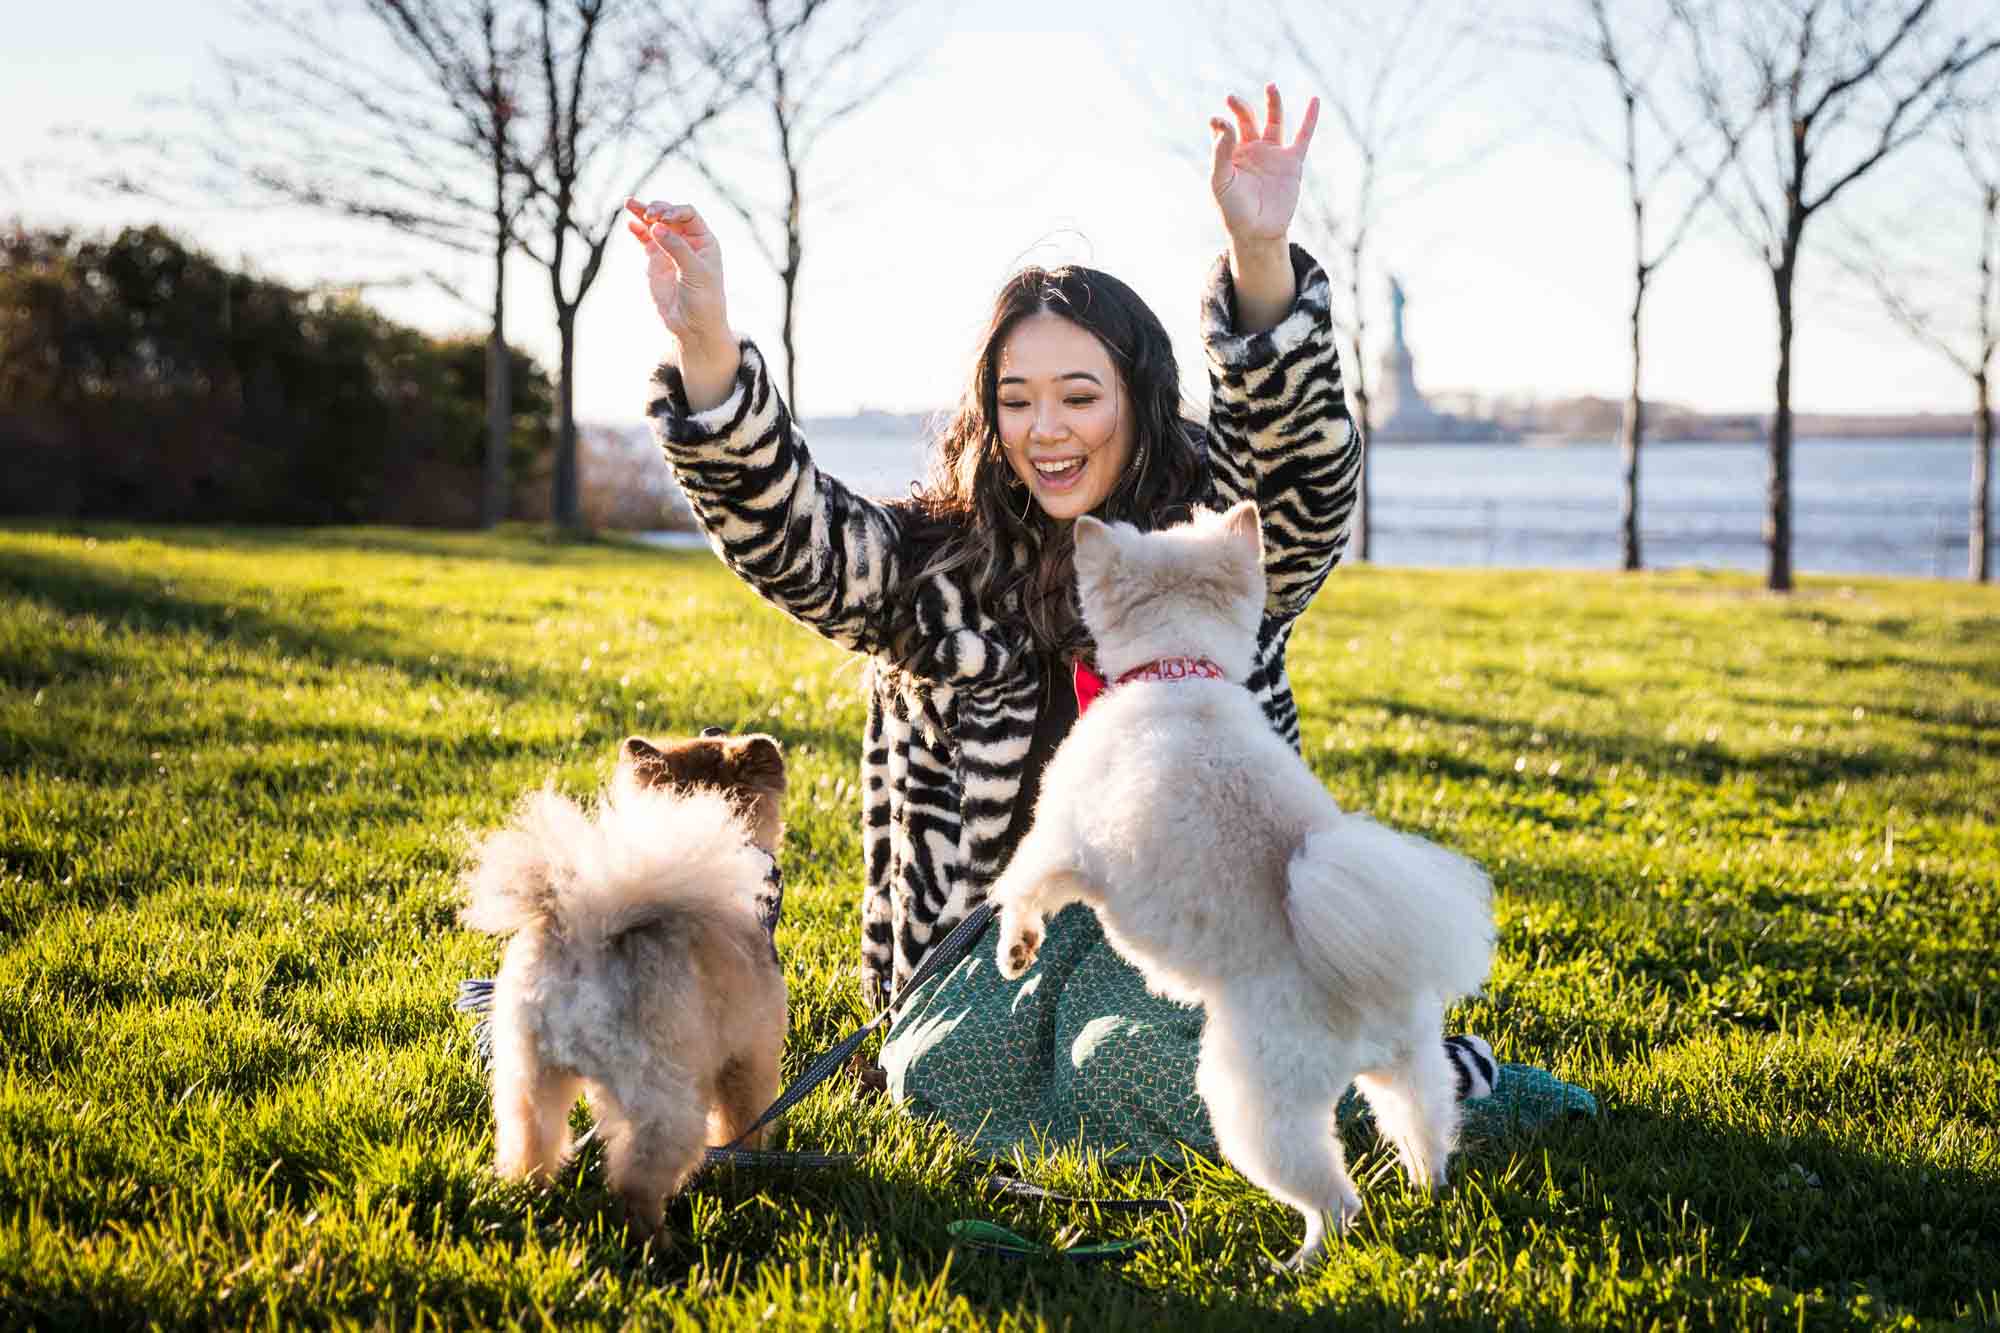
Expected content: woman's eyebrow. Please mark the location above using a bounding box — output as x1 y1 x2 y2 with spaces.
997 371 1104 387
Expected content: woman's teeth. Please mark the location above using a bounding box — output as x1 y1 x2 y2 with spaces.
1034 458 1082 478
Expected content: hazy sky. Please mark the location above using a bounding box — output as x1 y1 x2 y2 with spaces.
4 0 1989 425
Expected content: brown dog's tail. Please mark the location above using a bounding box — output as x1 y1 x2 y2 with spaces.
459 783 767 945
458 786 592 938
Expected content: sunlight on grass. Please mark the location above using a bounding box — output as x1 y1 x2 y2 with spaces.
1 523 1995 1328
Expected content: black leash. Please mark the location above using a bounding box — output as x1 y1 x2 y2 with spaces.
700 899 1000 1165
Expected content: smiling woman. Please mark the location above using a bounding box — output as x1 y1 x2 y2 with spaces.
997 315 1134 521
909 259 1209 663
620 84 1576 1172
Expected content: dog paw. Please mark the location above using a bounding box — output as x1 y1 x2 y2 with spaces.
996 923 1042 980
618 1193 668 1247
1273 1201 1359 1274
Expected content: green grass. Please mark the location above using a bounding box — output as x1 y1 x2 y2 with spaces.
1 521 1995 1331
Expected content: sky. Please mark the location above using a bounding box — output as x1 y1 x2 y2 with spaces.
3 0 1990 426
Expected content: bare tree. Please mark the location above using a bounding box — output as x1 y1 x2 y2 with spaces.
1537 0 1746 571
74 1 536 527
687 0 911 418
1261 0 1501 562
1845 104 1998 581
1680 0 2000 591
368 1 534 530
510 0 770 531
80 1 774 533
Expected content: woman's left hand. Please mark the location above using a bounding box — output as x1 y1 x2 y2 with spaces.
1210 84 1320 249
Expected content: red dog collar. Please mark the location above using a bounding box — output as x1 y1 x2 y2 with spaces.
1115 656 1227 687
1074 656 1226 715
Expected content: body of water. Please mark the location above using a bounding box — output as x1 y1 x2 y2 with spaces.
647 435 1990 580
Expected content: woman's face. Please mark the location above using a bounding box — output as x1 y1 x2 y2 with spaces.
994 312 1135 523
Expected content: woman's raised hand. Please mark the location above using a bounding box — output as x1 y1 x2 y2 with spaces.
626 198 740 409
1208 85 1320 250
625 198 732 353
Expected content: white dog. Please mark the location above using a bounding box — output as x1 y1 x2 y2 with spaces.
989 501 1495 1270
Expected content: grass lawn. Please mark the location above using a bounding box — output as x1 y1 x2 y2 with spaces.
1 521 1995 1330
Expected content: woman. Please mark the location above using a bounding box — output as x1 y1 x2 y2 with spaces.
630 87 1565 1163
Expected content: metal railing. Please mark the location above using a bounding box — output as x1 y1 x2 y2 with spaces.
1367 498 1982 578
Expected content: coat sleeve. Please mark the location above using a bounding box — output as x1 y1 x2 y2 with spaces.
1199 244 1363 620
647 340 909 657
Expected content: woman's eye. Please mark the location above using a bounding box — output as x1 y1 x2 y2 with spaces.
1064 396 1099 407
999 400 1029 411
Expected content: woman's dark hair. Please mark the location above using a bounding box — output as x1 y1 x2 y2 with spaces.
898 263 1208 663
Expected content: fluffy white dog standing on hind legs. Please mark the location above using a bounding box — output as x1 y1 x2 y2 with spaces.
990 501 1495 1271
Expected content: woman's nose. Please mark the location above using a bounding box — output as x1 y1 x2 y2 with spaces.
1030 406 1067 443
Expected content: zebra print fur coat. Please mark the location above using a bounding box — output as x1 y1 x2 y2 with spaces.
648 244 1361 1014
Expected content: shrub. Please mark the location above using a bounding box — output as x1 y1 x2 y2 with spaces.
0 224 551 525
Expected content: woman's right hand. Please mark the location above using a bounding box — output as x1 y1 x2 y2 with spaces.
625 198 739 407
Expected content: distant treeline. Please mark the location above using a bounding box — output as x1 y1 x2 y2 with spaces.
1468 395 1983 443
0 225 551 526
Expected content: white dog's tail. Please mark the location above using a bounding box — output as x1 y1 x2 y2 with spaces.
458 783 765 945
1283 815 1495 1006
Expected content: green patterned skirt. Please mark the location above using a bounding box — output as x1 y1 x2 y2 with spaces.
878 903 1597 1165
882 904 1210 1164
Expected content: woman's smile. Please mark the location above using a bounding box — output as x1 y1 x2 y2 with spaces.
1028 454 1088 491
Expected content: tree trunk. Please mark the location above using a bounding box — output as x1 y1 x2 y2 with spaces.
554 307 582 532
1351 378 1372 565
1767 256 1796 593
779 248 800 414
1975 369 1992 583
779 157 802 413
1348 257 1372 563
1621 269 1648 572
483 236 510 529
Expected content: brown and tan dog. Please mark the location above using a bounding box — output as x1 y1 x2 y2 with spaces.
459 731 787 1237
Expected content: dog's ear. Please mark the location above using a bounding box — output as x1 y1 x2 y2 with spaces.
623 734 727 791
731 734 787 794
621 735 669 784
1221 499 1262 563
1072 514 1116 576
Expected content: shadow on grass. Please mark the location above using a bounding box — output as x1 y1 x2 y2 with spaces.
1338 694 1911 798
538 1109 1997 1327
644 1159 1356 1331
7 1079 1993 1326
1823 651 2000 691
0 547 571 698
1464 1102 2000 1325
1480 845 1992 1042
8 521 650 568
0 546 863 756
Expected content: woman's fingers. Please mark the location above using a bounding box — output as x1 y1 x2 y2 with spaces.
1292 95 1321 154
627 217 664 261
1209 117 1237 192
626 198 710 244
649 221 701 273
625 198 721 278
1225 93 1259 146
628 197 689 223
1214 87 1317 159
